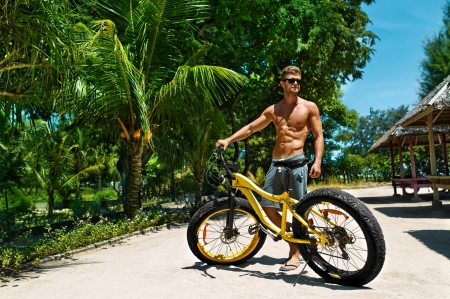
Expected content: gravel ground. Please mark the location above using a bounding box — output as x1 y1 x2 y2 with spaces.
1 186 449 299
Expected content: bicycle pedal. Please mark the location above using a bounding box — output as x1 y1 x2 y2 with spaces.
257 224 281 241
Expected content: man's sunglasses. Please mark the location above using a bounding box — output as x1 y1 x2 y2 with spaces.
283 78 302 84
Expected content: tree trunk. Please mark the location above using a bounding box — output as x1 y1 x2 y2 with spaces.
97 174 102 191
48 189 55 216
243 139 250 176
171 168 175 199
62 190 70 209
117 143 131 215
229 93 241 162
5 189 9 232
195 182 202 202
75 150 82 200
117 139 152 216
76 182 81 201
126 140 143 218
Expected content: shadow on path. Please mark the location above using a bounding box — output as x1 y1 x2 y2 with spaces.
0 249 110 287
407 230 450 260
182 256 371 290
373 205 450 219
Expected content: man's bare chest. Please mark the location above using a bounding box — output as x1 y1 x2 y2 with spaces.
273 107 309 128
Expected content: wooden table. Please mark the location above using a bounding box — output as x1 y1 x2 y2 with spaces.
427 175 450 188
426 175 450 208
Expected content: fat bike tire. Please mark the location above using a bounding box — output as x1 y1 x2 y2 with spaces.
187 197 267 265
292 188 386 286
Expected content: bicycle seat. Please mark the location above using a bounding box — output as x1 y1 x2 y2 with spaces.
273 158 309 170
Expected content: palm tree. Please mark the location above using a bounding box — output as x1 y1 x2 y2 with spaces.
0 0 71 122
23 121 104 215
181 107 226 201
61 0 245 217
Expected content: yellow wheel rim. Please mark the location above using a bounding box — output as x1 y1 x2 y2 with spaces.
196 208 261 263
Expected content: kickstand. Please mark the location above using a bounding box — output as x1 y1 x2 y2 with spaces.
293 239 317 287
293 259 309 286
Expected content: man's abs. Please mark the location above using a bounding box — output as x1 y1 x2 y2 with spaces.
272 131 308 159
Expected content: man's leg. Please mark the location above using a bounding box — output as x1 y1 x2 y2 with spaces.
263 206 301 270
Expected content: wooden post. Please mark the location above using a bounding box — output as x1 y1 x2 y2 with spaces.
427 113 439 202
397 137 406 195
443 133 449 176
390 140 397 195
408 136 418 198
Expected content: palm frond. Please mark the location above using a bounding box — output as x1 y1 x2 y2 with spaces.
60 164 105 189
25 164 48 190
151 65 246 127
64 20 149 133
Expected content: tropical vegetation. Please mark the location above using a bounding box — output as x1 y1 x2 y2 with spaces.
2 0 449 274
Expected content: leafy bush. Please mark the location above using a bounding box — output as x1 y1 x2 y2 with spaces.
0 201 204 274
69 200 100 219
0 188 33 212
92 189 118 202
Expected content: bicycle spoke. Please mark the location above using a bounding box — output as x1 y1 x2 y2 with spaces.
196 208 262 262
303 200 369 274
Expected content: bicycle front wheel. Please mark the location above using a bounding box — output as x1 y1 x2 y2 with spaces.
187 197 266 265
292 188 385 286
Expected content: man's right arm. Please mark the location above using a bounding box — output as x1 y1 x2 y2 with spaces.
216 106 273 149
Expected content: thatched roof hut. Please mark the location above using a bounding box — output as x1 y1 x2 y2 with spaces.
368 74 450 208
368 125 450 152
400 74 450 127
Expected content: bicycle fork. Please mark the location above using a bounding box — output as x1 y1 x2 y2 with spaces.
226 186 236 238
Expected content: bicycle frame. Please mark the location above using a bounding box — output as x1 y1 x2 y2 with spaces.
231 172 332 246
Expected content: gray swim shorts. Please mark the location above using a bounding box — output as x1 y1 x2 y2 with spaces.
258 154 308 209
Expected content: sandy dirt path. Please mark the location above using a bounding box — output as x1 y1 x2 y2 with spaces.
1 186 450 299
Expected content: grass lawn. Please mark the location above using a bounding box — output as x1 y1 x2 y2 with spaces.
308 180 390 191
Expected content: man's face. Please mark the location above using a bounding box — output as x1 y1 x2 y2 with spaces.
280 73 301 94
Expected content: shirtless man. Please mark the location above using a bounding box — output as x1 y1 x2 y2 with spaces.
216 66 324 271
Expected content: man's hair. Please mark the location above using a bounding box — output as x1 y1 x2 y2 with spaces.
281 66 301 80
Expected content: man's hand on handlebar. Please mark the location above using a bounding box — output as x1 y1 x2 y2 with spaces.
216 139 230 150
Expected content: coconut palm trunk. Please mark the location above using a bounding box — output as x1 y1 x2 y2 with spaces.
125 140 143 218
48 188 55 216
195 182 203 202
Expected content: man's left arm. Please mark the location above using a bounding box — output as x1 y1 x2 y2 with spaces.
308 103 324 178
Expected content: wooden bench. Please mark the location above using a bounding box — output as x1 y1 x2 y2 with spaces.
392 178 433 198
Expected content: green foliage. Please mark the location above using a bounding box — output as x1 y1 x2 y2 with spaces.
205 0 377 85
341 105 410 157
92 190 118 202
419 0 450 99
63 0 246 218
246 167 265 187
69 200 100 219
0 202 204 274
24 126 105 215
199 1 375 175
0 210 73 233
0 188 33 212
0 0 72 104
363 153 392 181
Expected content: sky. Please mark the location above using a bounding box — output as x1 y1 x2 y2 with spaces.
341 0 448 116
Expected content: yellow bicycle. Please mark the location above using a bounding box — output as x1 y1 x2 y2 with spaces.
187 147 385 286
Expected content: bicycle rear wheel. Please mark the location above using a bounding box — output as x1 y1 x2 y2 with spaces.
292 188 385 286
187 197 266 265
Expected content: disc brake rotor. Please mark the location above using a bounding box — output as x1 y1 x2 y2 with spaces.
220 228 239 244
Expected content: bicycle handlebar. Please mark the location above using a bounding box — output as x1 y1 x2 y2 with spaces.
217 146 237 180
